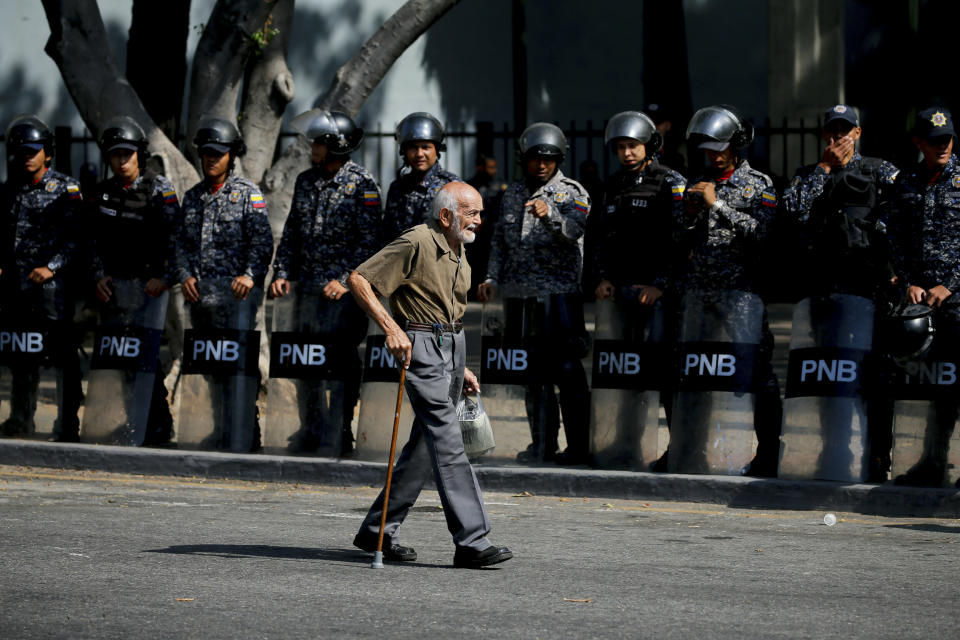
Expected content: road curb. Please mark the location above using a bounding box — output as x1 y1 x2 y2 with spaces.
1 440 958 518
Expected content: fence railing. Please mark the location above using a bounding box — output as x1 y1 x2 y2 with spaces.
2 119 826 188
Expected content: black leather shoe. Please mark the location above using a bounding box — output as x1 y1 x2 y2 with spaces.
453 545 513 569
353 535 417 561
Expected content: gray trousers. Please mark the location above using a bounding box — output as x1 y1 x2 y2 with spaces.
356 329 491 551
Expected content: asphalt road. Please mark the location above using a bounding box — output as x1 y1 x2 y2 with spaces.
1 465 958 639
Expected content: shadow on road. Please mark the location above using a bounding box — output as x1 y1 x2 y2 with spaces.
883 524 960 534
143 544 451 568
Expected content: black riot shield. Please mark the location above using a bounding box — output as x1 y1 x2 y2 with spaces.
81 279 168 445
779 294 874 482
264 283 365 456
353 298 415 462
177 278 262 452
890 337 960 487
669 290 763 475
590 298 666 470
0 280 74 439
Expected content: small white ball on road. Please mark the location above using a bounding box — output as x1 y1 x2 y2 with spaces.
823 513 837 526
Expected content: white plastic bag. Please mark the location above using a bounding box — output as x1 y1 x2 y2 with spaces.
457 393 495 459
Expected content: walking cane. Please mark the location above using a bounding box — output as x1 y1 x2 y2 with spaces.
371 360 407 569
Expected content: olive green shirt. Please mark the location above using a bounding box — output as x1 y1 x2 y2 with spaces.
357 221 470 324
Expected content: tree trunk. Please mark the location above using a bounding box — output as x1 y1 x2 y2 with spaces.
127 0 192 142
240 0 295 186
185 0 278 167
262 0 461 230
41 0 199 195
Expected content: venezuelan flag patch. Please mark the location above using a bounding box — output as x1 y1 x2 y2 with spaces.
573 198 589 214
671 185 685 201
761 191 777 208
162 190 178 204
363 191 380 206
250 193 266 209
66 184 81 201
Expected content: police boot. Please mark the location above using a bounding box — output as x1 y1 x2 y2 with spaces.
517 384 559 463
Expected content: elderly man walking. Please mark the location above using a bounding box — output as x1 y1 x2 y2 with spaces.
348 181 512 569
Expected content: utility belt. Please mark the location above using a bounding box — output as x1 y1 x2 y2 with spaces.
402 319 463 334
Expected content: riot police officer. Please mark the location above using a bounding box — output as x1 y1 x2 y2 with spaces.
478 123 591 465
381 112 459 242
681 105 782 476
0 115 84 441
782 104 899 480
89 116 181 445
591 111 686 469
594 110 686 309
271 111 382 455
175 118 274 450
887 106 960 487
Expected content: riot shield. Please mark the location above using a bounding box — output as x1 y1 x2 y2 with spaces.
0 312 56 438
669 290 763 475
263 283 364 456
176 278 262 452
353 305 415 462
589 298 665 470
81 279 168 445
779 294 873 482
890 344 960 487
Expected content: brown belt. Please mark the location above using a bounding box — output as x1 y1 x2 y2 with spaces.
403 320 463 334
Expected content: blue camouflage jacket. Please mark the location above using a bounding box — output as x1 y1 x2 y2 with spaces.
273 161 382 287
382 162 458 242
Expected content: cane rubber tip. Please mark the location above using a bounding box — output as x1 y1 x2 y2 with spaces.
371 551 384 569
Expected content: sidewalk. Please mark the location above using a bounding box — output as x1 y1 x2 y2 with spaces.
1 438 958 518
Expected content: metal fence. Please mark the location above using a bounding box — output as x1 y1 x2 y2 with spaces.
3 119 826 188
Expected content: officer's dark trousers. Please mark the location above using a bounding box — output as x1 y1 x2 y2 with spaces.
356 329 491 551
507 295 590 458
753 317 783 466
2 281 81 438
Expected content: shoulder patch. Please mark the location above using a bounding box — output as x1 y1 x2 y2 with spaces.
761 190 777 208
554 191 568 203
671 184 685 201
363 190 380 206
344 182 356 195
250 192 266 209
741 185 755 199
229 190 242 203
952 175 960 189
573 198 589 214
45 180 58 193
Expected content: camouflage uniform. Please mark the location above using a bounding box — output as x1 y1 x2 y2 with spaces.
679 159 781 471
382 163 458 242
91 170 181 444
0 167 84 438
486 170 590 296
273 161 382 287
887 153 960 485
782 152 899 298
175 174 274 301
272 160 382 453
678 160 777 294
486 170 592 462
888 153 960 320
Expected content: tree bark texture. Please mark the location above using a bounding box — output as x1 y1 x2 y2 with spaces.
41 0 199 194
240 0 295 186
185 0 278 166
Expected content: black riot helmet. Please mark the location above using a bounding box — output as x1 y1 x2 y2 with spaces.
6 114 54 157
395 112 446 154
303 110 363 155
878 303 936 361
686 104 754 151
604 111 662 154
193 118 246 157
519 122 567 161
98 116 148 156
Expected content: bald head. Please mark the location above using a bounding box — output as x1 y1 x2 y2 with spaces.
431 181 483 248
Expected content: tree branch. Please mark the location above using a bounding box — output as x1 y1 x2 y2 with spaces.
185 0 278 166
41 0 198 194
240 0 295 185
262 0 460 235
